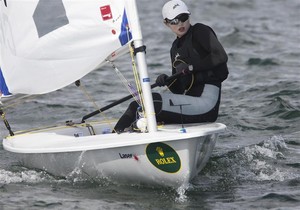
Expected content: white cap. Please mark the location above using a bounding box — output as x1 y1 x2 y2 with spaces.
162 0 190 20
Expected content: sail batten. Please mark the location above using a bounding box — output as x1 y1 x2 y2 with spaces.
0 0 132 95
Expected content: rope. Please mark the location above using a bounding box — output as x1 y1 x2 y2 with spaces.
76 25 144 132
126 26 146 118
108 60 141 105
184 73 194 95
172 59 186 68
167 59 194 94
76 81 114 131
0 95 36 136
0 94 35 109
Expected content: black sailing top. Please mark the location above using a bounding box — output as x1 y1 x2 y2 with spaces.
168 23 229 96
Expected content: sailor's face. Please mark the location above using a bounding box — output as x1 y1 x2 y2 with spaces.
165 14 190 38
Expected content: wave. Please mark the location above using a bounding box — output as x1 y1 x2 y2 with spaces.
197 135 299 185
247 58 279 66
263 96 300 120
259 192 300 203
222 27 258 46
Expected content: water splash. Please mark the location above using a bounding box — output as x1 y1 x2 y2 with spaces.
175 183 191 203
0 169 48 184
199 135 298 185
239 135 292 181
65 151 90 183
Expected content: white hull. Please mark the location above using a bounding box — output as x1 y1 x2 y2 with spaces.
3 122 226 188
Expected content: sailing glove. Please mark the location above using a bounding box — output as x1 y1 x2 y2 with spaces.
175 63 191 75
156 74 169 87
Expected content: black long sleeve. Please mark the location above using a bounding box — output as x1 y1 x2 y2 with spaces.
192 23 228 71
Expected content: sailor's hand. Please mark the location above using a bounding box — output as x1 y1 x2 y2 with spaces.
156 74 169 87
175 63 192 75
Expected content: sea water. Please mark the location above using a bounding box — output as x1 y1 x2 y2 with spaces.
1 0 300 209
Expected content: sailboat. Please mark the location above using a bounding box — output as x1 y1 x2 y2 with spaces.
0 0 226 188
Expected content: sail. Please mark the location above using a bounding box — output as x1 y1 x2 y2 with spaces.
0 0 132 95
0 68 10 96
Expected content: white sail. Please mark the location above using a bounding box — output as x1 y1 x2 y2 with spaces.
0 0 132 95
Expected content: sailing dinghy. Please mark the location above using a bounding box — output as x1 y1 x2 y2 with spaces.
0 0 226 188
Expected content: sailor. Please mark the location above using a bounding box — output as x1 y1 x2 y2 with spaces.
113 0 228 133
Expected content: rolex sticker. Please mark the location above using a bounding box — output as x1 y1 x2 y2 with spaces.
146 142 181 173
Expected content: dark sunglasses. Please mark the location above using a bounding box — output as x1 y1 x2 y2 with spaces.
165 14 189 25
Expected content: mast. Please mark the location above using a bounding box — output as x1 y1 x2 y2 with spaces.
125 0 157 132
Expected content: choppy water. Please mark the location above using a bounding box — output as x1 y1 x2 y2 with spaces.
1 0 300 209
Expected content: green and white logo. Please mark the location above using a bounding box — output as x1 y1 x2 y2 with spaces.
146 142 181 173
